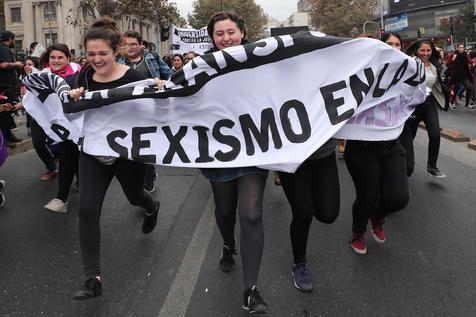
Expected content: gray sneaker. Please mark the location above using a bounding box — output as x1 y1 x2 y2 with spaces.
427 166 446 178
292 263 313 292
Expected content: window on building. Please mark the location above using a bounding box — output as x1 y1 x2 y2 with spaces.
11 7 21 23
45 33 58 46
14 40 22 53
44 3 56 20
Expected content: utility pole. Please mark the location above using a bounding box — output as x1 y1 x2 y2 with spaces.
380 0 384 30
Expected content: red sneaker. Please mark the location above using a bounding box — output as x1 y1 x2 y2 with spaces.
351 232 367 255
40 171 58 181
370 218 386 243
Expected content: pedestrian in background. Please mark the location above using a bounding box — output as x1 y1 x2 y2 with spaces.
40 44 81 213
117 30 172 193
0 30 24 148
446 43 474 110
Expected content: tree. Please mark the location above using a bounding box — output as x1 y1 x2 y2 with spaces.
74 0 183 27
443 3 476 44
309 0 378 37
188 0 267 42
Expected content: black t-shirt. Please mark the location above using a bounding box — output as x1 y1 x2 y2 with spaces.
0 42 18 88
79 67 146 91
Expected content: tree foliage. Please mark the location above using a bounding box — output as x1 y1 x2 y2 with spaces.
188 0 267 42
78 0 183 27
443 3 476 44
309 0 379 37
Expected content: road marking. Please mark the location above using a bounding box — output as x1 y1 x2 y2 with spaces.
158 197 215 317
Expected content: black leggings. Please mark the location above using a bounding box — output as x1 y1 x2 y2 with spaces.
79 153 157 276
30 120 56 172
399 95 441 176
451 80 472 106
210 173 266 290
278 152 340 264
344 140 409 234
57 140 79 202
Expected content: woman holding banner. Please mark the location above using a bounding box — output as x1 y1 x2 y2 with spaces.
68 17 161 300
343 33 410 255
202 11 268 314
40 44 81 213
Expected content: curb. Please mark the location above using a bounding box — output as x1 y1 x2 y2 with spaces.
440 128 470 142
469 139 476 151
418 124 475 151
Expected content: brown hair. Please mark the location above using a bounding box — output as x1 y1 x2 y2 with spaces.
40 43 71 68
124 30 142 44
207 11 247 48
83 16 123 51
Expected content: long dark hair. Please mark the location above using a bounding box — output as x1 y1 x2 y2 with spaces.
381 32 402 46
406 39 441 67
207 11 247 49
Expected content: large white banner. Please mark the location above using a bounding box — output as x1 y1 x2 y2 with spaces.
170 24 213 55
23 32 426 172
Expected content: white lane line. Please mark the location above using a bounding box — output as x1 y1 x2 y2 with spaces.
158 197 215 317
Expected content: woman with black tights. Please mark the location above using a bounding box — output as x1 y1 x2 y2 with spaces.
202 11 268 315
40 44 81 213
68 17 161 300
346 33 410 255
400 39 449 179
278 139 340 292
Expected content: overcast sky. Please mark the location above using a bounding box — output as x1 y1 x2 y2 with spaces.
172 0 298 22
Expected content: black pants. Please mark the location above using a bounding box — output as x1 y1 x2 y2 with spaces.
144 164 157 189
344 140 409 234
278 152 340 264
451 80 472 106
57 140 79 202
79 153 157 276
30 120 56 172
210 173 267 290
399 95 441 176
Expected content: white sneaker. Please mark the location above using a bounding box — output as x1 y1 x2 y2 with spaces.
449 103 456 110
44 198 67 213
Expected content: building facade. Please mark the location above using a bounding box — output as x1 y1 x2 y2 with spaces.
2 0 161 56
383 0 470 47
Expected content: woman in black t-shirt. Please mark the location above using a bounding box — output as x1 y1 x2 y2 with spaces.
69 17 162 300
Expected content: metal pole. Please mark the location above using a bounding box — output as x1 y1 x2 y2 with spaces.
380 0 384 29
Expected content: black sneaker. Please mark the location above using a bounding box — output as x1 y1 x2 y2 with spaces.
142 201 160 234
73 277 102 300
219 244 236 272
292 263 313 292
242 286 268 314
427 166 446 178
0 180 5 208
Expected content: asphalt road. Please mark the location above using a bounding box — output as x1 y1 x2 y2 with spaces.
0 133 475 316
